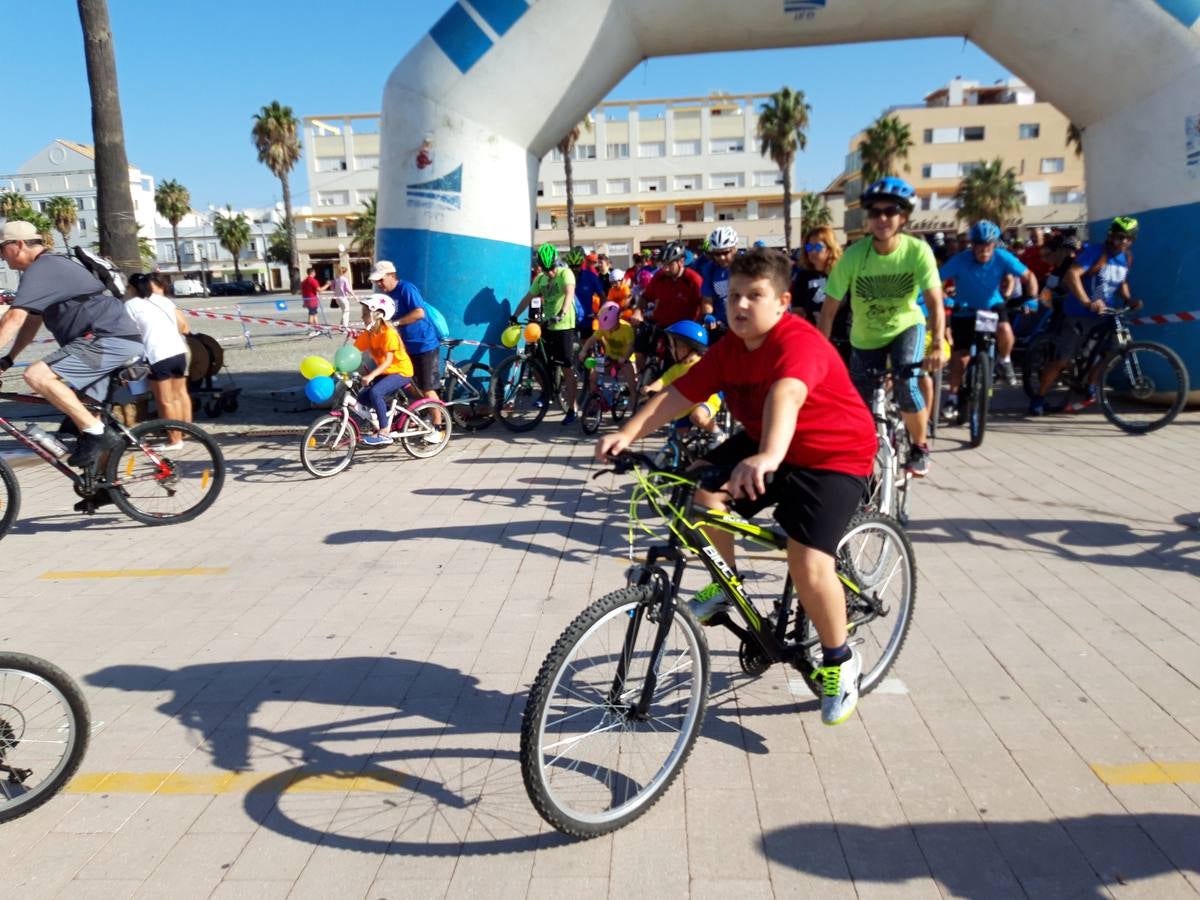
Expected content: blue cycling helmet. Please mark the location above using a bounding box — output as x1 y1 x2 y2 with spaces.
663 319 708 351
969 220 1002 244
753 239 767 248
861 176 916 213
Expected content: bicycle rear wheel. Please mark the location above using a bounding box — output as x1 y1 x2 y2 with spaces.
398 400 453 458
447 362 495 432
1098 341 1189 434
300 413 358 477
0 456 20 542
1022 334 1056 399
792 512 916 696
521 586 709 838
491 355 550 432
580 393 603 435
105 420 225 525
967 353 991 448
0 653 90 824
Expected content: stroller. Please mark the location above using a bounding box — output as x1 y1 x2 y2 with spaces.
186 333 242 418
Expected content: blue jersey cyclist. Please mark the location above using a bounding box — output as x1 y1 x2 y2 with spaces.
370 260 444 429
937 220 1039 418
701 225 739 328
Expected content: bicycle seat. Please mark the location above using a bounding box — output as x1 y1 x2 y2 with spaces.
442 338 465 349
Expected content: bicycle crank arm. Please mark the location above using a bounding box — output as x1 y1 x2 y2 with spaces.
1 763 33 784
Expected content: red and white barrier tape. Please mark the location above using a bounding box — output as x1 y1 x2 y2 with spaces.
180 307 360 335
1129 310 1200 326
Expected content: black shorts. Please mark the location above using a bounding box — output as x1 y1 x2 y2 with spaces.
700 431 867 557
409 349 440 392
633 321 662 357
542 328 577 368
949 308 1007 352
148 353 187 381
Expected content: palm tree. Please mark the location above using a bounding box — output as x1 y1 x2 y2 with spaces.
44 197 79 250
266 227 291 265
76 0 139 271
213 206 252 280
955 158 1024 227
138 236 156 266
155 179 191 273
349 195 377 259
0 192 31 220
556 116 593 251
1066 122 1085 159
251 101 302 291
859 114 914 184
757 86 812 252
799 192 832 231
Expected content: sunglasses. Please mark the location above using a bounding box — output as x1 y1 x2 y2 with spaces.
867 206 903 219
804 242 826 253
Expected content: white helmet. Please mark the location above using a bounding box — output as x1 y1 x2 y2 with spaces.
609 267 625 282
359 293 395 321
708 226 739 251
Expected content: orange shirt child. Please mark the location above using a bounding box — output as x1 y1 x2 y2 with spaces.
354 323 413 376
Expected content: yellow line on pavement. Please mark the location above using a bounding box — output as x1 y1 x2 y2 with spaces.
1091 762 1200 785
67 769 409 795
40 567 229 580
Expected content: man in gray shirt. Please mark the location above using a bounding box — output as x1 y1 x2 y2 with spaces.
0 220 145 468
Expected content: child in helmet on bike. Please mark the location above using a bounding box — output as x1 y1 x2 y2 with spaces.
577 301 637 399
639 320 722 438
354 294 414 447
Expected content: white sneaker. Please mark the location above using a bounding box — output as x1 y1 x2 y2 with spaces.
687 583 733 624
423 430 445 445
816 650 862 726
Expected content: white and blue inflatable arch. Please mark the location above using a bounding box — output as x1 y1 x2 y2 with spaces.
378 0 1200 384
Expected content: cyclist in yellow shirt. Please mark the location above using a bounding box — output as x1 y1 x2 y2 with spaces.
640 320 722 437
578 302 637 398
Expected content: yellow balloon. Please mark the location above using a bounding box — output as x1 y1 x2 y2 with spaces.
300 355 334 379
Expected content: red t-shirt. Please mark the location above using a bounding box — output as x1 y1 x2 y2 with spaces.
301 275 320 300
673 313 876 476
1020 246 1050 282
643 269 704 327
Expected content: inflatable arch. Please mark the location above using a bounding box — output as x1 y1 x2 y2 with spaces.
378 0 1200 383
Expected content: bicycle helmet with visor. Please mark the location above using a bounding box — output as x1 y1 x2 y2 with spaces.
969 220 1002 245
861 176 917 213
708 225 739 251
1108 216 1139 238
660 241 687 264
536 242 559 270
663 319 708 351
359 293 396 321
566 246 586 267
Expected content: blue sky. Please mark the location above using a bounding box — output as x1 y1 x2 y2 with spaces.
2 2 1012 211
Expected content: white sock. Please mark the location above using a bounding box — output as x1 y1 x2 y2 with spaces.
83 422 105 436
1000 356 1011 364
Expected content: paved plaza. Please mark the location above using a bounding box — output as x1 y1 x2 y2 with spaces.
1 398 1199 898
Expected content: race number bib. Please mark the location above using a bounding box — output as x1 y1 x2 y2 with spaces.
974 310 999 333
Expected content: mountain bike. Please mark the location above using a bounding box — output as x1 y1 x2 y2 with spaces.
861 362 921 525
489 320 574 432
438 339 495 432
1022 307 1188 434
299 371 453 478
520 452 915 838
579 358 634 435
0 363 225 541
954 309 999 448
0 652 90 823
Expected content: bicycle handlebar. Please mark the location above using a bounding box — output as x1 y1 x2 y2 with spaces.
859 362 925 380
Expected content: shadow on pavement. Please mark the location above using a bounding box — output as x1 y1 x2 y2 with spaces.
761 815 1200 898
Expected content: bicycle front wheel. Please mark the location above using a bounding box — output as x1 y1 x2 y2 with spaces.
491 355 550 432
1098 341 1189 434
446 362 494 432
580 393 603 435
967 353 991 448
300 414 358 478
0 456 21 542
1022 334 1056 399
0 653 90 824
521 586 709 838
105 420 225 525
398 400 453 458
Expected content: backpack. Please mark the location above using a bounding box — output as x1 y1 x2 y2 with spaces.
71 245 127 299
422 300 450 340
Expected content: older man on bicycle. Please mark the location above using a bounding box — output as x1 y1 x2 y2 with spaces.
0 221 145 469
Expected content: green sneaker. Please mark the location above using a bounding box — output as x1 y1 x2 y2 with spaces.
814 650 862 726
687 582 732 624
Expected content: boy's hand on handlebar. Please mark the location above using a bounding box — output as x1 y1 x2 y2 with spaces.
728 454 778 502
595 432 630 461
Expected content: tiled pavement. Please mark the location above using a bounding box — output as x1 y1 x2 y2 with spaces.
1 405 1198 898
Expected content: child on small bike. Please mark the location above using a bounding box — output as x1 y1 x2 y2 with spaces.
597 248 877 726
354 294 413 447
639 320 722 439
577 301 637 398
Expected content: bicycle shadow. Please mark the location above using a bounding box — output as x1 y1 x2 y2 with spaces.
760 814 1200 898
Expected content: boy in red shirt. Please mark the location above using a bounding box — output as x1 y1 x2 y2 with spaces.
597 248 877 726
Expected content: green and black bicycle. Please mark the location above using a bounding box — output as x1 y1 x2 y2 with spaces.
520 451 916 838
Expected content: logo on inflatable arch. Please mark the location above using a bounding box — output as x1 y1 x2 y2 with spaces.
784 0 827 20
406 164 463 211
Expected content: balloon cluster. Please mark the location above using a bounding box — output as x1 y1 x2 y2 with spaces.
299 346 363 403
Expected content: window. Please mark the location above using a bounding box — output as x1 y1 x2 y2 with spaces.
573 209 596 227
606 207 631 226
75 197 85 210
78 218 87 231
357 190 376 204
574 144 597 161
639 176 666 193
921 164 932 178
1019 123 1040 140
1041 157 1065 174
672 140 700 156
317 191 349 206
354 155 379 170
552 181 568 197
710 137 744 154
637 141 665 158
959 161 982 176
550 148 563 162
757 203 782 220
642 208 664 224
963 126 985 141
753 170 782 187
674 175 701 191
574 180 598 196
318 220 339 238
23 181 35 192
923 129 933 144
715 205 746 221
316 157 347 172
606 143 629 160
712 172 744 189
606 178 630 194
676 205 702 223
537 182 544 197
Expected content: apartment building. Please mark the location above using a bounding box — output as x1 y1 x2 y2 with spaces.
150 204 294 290
536 93 801 265
842 77 1086 237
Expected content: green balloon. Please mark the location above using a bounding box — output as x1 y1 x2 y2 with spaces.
584 357 597 370
333 345 362 373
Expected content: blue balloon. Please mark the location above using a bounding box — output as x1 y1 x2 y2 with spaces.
305 375 335 404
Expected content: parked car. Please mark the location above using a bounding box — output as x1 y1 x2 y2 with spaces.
209 280 262 297
171 279 207 297
0 289 16 304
